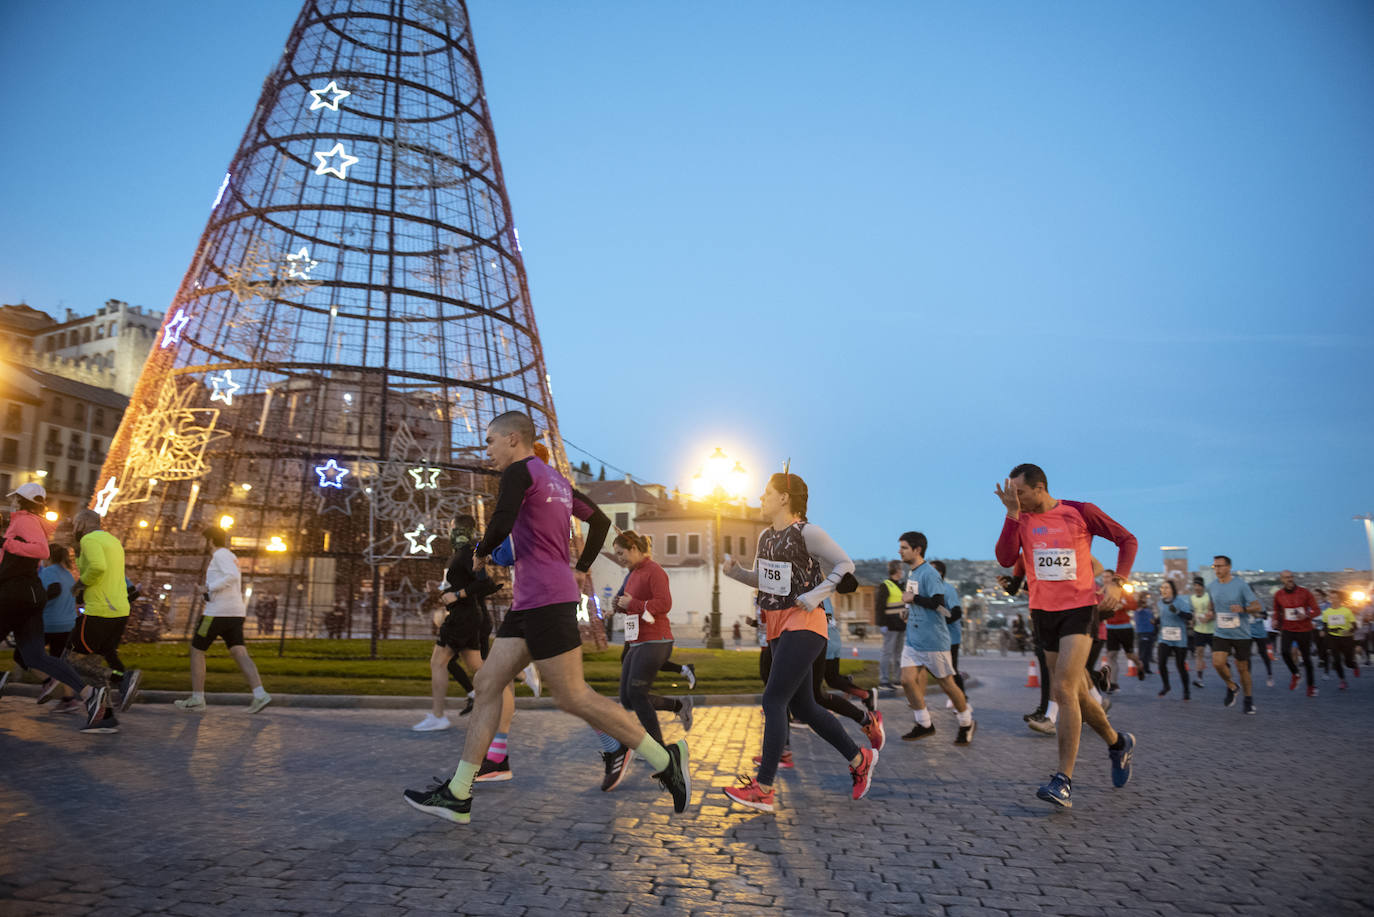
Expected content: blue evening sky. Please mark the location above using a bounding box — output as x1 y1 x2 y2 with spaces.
2 2 1371 572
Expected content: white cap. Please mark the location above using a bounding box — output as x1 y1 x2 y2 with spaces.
7 481 46 502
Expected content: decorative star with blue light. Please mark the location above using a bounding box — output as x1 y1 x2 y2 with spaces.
161 308 191 348
209 370 242 406
314 459 350 489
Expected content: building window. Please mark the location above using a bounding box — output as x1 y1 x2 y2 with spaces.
723 535 732 555
687 534 700 555
52 396 64 419
73 403 85 423
1 438 17 465
665 534 679 555
4 404 21 432
614 511 629 531
94 408 105 430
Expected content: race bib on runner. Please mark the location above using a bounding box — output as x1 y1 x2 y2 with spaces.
1285 607 1305 621
623 613 639 642
905 576 920 597
1033 548 1077 581
758 559 792 597
1161 626 1182 642
1216 612 1240 630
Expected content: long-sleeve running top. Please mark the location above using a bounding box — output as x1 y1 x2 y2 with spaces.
204 547 246 617
1272 585 1321 633
995 499 1137 612
475 456 610 611
620 558 673 643
0 510 53 582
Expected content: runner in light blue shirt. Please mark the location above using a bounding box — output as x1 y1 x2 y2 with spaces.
1205 556 1262 713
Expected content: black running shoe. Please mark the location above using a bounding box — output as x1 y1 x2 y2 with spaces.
37 677 60 704
474 756 512 782
403 777 471 824
901 723 936 741
653 739 690 813
459 695 475 717
83 686 108 729
1224 685 1237 708
1093 666 1112 694
80 711 119 734
117 669 143 713
601 744 634 792
1023 706 1046 723
954 721 976 746
861 689 877 714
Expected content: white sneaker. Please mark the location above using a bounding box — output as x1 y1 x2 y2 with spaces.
174 696 207 711
412 713 451 732
522 664 541 698
945 698 954 709
247 693 272 714
1266 677 1274 688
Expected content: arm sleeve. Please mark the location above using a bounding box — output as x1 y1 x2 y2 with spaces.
725 533 762 587
994 516 1022 568
641 564 672 616
570 489 610 572
796 524 855 608
910 593 946 610
948 604 963 623
476 461 533 557
79 537 106 586
1076 502 1138 579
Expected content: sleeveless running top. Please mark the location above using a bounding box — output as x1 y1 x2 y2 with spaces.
755 522 823 612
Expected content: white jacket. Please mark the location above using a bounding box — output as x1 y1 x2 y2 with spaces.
204 547 246 617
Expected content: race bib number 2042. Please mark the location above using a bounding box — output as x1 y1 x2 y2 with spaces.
1033 548 1077 582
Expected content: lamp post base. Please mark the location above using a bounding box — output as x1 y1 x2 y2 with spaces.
705 637 724 650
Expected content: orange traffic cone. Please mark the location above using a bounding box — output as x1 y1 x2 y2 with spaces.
1127 658 1138 678
1026 659 1040 688
852 646 859 658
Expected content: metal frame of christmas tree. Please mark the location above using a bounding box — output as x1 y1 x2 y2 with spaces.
96 0 571 649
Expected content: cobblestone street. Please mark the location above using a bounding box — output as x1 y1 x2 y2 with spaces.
3 656 1371 916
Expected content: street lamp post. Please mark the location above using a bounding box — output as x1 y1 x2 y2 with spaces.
691 448 747 651
1355 514 1374 590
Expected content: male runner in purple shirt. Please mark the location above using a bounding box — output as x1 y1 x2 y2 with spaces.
404 411 689 824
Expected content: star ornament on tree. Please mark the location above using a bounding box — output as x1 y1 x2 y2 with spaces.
408 466 441 490
313 143 360 180
307 80 351 112
209 370 242 406
283 246 320 280
315 459 350 489
93 477 119 516
161 308 191 348
404 523 437 555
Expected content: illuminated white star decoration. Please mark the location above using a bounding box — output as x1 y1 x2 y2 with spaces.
307 80 351 112
313 142 360 180
283 246 319 280
404 523 437 555
209 370 242 406
161 308 191 348
315 459 350 489
93 478 119 516
408 466 441 490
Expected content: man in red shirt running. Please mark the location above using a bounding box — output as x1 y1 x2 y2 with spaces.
994 463 1137 809
1273 570 1322 696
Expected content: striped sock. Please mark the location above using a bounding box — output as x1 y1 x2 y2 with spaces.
487 732 508 763
594 730 621 754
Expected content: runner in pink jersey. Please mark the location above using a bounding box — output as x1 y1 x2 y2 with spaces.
994 462 1138 809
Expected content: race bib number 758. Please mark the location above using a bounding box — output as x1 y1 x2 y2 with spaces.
758 559 792 597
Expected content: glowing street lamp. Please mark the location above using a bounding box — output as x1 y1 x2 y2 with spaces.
219 515 235 530
692 447 748 650
265 535 288 553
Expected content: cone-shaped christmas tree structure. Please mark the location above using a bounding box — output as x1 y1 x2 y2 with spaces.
97 0 568 641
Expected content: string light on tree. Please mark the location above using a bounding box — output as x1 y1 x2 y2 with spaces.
307 80 351 111
161 308 190 348
313 142 359 180
209 370 242 406
283 246 319 280
404 523 437 555
93 478 119 516
315 459 350 488
408 466 441 490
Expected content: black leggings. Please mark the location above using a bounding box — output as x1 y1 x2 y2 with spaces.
758 631 859 785
620 641 677 746
1281 630 1315 687
1033 640 1051 711
950 643 965 694
812 649 865 725
1327 634 1356 679
1252 637 1273 677
823 656 871 703
1157 644 1190 697
1 601 87 697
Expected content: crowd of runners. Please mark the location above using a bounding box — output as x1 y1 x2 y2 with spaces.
4 415 1370 820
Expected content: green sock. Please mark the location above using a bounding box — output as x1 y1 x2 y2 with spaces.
448 760 479 799
636 736 671 772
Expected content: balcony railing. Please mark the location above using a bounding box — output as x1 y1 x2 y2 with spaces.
44 441 62 457
67 445 86 461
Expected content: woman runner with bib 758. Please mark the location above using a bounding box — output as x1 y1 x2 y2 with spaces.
721 472 877 813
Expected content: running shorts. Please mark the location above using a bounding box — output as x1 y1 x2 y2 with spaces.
1212 636 1252 661
1190 631 1213 650
900 645 956 678
191 615 246 651
71 614 129 656
437 602 491 653
1030 606 1095 653
1105 628 1135 653
496 602 582 660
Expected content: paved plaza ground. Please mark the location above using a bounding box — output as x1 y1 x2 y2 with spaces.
2 655 1371 916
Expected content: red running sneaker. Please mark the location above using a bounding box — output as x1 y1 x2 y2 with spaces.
724 776 775 813
1307 686 1319 697
861 710 886 751
850 747 878 800
1289 674 1300 691
752 751 794 769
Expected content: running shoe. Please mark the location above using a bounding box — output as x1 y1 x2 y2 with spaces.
677 695 694 732
1036 772 1072 809
1339 680 1349 691
0 670 8 699
1289 674 1300 691
247 693 272 714
1093 666 1112 694
901 723 936 741
81 710 120 734
173 696 207 711
1136 666 1146 682
1307 686 1318 698
681 663 696 690
1109 732 1135 787
522 664 541 697
402 777 471 824
52 697 83 715
850 747 878 800
1244 697 1256 714
1157 687 1170 697
723 775 774 813
1027 714 1056 736
459 695 475 717
1023 706 1046 723
861 688 877 714
1265 676 1273 688
1355 665 1361 678
83 685 108 728
954 720 976 746
1099 695 1112 714
37 677 60 704
1192 678 1205 688
653 739 690 813
753 751 795 769
1224 685 1237 707
475 756 512 782
1108 683 1121 695
117 669 143 713
601 744 634 791
861 710 885 751
412 713 451 732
